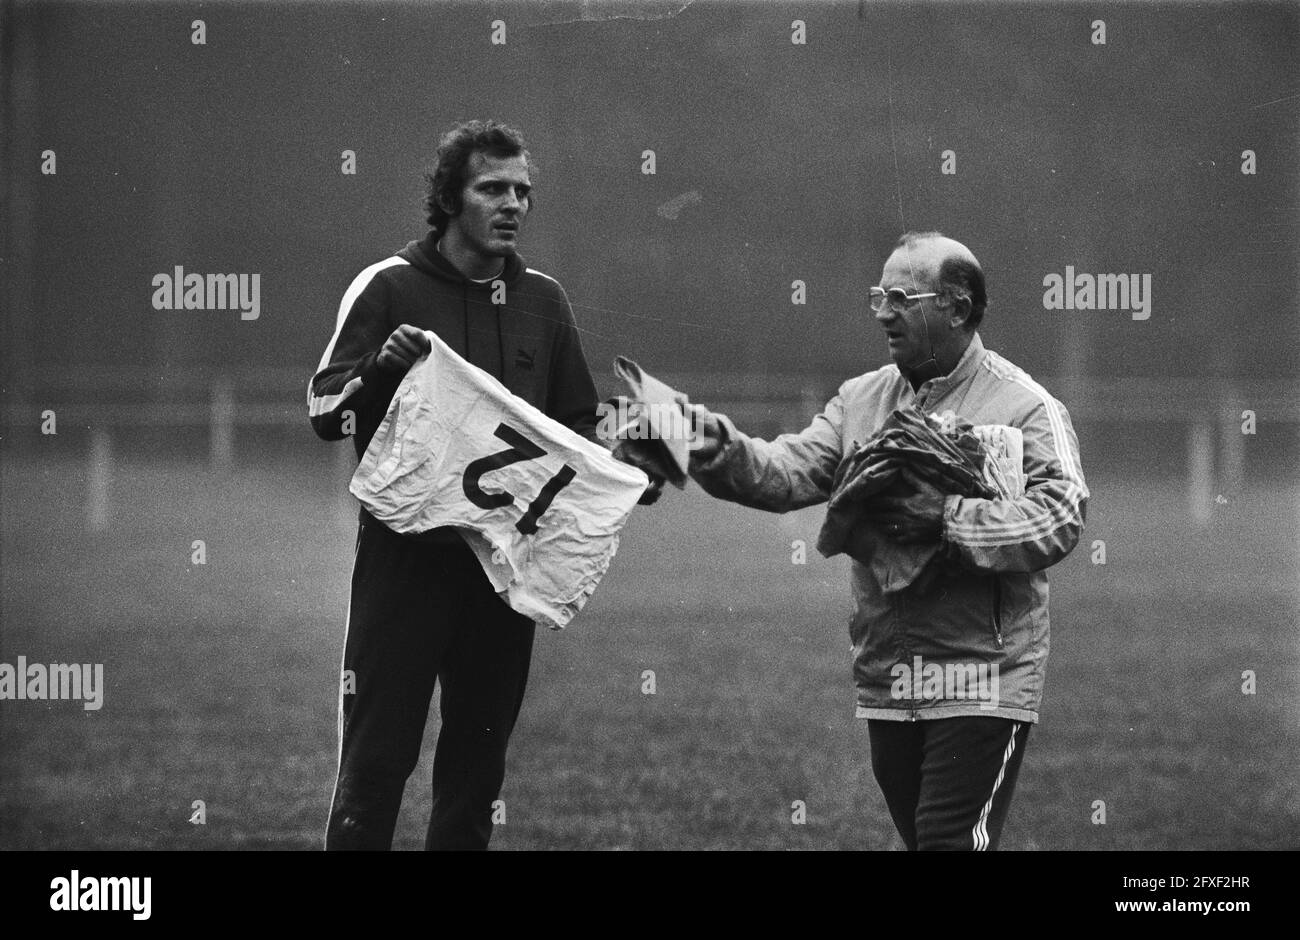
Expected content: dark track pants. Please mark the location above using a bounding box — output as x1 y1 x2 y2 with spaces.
325 513 536 851
868 716 1030 851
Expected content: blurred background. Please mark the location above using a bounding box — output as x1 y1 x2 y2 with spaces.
2 0 1297 849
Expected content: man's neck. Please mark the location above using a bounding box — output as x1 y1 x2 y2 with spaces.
904 359 942 391
903 333 974 390
437 232 505 281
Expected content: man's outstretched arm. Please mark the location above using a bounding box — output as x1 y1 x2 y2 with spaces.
685 391 846 514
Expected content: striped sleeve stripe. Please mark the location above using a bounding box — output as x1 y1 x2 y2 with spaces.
947 364 1086 545
949 386 1085 542
307 256 409 412
949 468 1083 546
316 256 409 374
308 375 363 418
950 486 1086 546
524 266 561 287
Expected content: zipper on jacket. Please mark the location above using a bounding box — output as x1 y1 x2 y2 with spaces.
991 578 1005 649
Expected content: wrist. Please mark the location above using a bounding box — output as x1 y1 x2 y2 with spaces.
692 438 722 461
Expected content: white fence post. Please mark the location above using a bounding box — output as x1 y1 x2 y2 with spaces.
210 377 235 472
1187 418 1214 525
87 429 111 533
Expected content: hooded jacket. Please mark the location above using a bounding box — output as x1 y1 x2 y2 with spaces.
690 334 1088 723
309 231 601 458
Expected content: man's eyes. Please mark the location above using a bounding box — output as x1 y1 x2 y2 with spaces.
480 183 530 198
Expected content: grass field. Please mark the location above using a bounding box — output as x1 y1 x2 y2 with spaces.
1 448 1297 850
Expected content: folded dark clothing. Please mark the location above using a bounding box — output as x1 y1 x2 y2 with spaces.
603 394 688 487
817 406 1000 593
606 357 692 488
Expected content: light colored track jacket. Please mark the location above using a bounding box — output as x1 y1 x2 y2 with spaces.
690 335 1088 722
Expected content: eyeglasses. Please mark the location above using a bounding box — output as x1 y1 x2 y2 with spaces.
868 286 939 313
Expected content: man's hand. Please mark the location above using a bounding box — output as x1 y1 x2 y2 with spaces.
686 404 723 461
611 441 667 506
867 492 946 544
377 324 432 374
637 477 665 506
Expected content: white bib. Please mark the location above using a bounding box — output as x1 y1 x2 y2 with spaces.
351 331 649 630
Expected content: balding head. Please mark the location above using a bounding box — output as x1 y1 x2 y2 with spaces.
890 231 987 329
874 232 988 384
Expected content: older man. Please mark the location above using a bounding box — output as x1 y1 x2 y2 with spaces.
688 232 1088 850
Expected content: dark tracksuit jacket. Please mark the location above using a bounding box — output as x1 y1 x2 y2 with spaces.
308 232 600 850
309 230 600 460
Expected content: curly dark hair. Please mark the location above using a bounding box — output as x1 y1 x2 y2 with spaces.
423 120 535 231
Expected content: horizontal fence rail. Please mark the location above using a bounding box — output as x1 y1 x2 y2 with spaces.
3 368 1295 531
4 368 1298 424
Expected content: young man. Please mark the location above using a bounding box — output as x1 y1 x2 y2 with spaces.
687 233 1088 850
309 120 603 850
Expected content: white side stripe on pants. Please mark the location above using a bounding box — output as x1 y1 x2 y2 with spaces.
971 722 1021 851
324 533 364 844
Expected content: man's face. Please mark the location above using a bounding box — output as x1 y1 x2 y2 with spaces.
874 244 946 369
445 152 532 258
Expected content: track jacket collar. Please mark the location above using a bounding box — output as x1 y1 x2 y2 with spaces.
900 332 986 401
